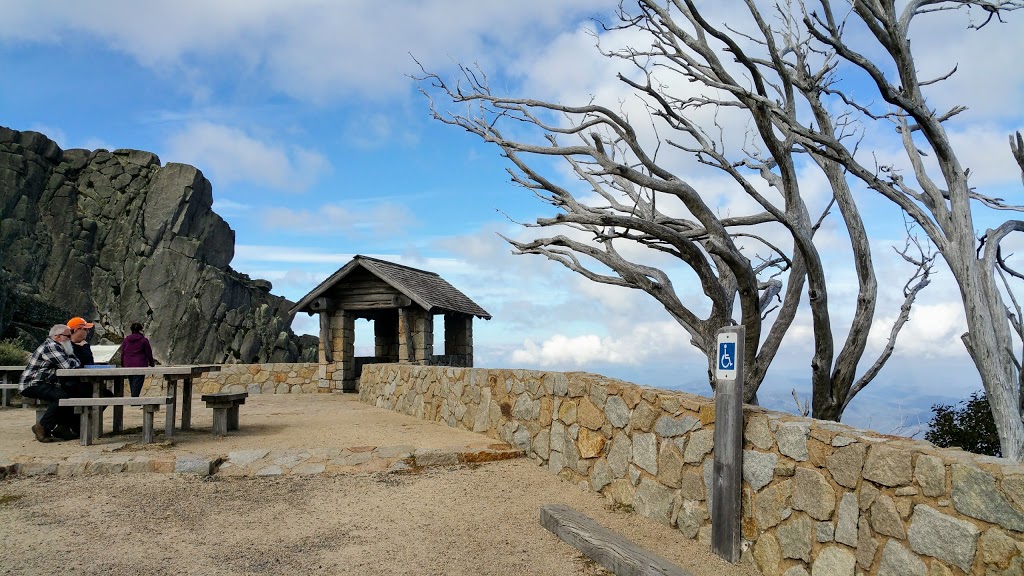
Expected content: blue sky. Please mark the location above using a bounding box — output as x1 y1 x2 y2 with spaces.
2 1 1023 435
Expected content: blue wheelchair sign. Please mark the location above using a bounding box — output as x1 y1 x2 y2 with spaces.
718 342 736 371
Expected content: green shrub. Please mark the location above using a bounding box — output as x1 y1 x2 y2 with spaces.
924 390 1001 457
0 338 30 365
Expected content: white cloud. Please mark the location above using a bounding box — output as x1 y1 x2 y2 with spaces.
162 121 330 191
868 302 969 359
260 202 417 237
510 321 694 368
0 0 614 102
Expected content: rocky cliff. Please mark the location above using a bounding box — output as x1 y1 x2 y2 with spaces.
0 126 317 363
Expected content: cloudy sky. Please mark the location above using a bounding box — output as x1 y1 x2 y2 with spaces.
2 1 1022 434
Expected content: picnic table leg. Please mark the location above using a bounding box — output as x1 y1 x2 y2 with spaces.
211 405 228 436
164 376 176 439
227 404 240 431
142 405 157 443
181 377 193 430
91 381 103 440
112 376 125 433
77 407 93 446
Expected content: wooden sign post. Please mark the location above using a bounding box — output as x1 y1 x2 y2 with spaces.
712 325 744 563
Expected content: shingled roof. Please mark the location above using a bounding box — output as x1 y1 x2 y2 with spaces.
290 255 492 319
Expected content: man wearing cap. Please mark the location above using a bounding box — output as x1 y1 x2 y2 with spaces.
64 316 114 405
19 324 83 442
67 317 96 367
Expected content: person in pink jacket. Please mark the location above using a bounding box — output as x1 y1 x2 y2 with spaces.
121 322 155 397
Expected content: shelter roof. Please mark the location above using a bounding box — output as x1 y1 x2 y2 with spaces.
290 255 491 319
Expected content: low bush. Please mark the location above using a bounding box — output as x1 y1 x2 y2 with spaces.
0 338 30 365
924 390 1000 457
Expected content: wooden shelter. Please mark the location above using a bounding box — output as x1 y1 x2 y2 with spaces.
291 255 491 392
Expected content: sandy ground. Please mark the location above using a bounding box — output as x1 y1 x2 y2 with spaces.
0 394 759 576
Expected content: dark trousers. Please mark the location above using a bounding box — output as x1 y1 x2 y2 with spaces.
23 381 113 432
128 375 145 397
21 383 77 431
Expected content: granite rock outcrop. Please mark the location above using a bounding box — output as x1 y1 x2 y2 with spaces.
0 126 316 363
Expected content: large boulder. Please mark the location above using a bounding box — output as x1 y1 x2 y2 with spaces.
0 126 317 363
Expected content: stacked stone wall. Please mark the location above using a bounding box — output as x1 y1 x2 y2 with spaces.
139 363 319 395
359 363 1024 576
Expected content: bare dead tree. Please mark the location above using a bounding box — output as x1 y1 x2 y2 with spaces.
416 0 1024 457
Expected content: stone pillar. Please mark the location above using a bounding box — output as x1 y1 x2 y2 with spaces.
329 310 356 392
398 307 433 364
375 313 399 362
444 313 473 367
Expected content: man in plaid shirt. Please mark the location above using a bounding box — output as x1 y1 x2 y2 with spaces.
19 324 82 442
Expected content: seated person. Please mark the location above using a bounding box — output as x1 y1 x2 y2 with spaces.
66 317 114 401
68 317 95 366
18 325 82 442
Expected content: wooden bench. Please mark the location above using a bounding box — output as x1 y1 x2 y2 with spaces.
201 392 248 436
59 397 171 446
0 383 19 407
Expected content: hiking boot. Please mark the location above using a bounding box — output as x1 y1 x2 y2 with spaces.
31 423 54 443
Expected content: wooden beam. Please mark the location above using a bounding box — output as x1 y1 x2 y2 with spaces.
319 313 333 363
337 295 413 310
539 505 692 576
309 297 334 312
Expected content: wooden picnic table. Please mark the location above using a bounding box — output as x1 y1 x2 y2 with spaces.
0 365 25 407
56 365 221 439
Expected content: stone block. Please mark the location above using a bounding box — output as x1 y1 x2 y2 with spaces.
629 401 659 432
684 428 714 464
826 443 866 489
777 422 810 461
634 478 674 525
754 479 792 530
834 493 859 547
744 450 778 491
792 467 836 521
632 432 658 475
744 414 774 450
951 463 1024 532
778 514 813 562
675 499 708 539
870 495 906 538
862 445 912 487
877 540 926 576
811 545 855 576
906 504 979 573
174 455 213 475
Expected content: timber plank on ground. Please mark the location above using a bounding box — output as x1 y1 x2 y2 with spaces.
539 504 692 576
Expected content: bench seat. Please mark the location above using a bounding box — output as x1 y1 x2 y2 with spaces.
59 396 171 445
0 383 19 407
200 392 248 436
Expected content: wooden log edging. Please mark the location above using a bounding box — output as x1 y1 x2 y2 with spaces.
540 504 691 576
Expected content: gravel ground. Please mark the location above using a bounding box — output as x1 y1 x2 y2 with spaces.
0 394 760 576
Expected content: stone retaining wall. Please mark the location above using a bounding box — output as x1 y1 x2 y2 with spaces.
358 363 1024 576
139 363 319 396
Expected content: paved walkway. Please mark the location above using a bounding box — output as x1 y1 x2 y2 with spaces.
0 393 523 478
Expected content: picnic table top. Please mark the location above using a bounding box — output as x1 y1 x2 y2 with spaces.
55 365 221 378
